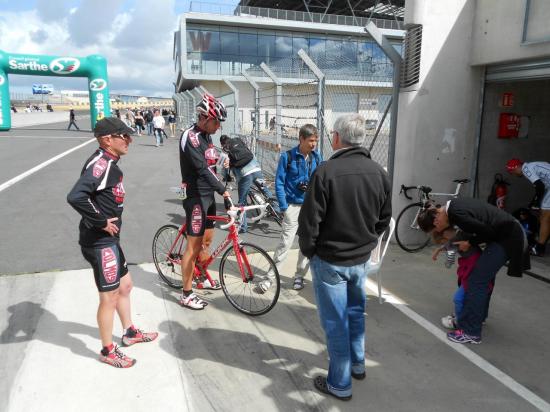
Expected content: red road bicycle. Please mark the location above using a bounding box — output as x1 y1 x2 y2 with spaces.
152 201 281 316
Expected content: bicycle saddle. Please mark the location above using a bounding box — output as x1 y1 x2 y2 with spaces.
419 186 432 193
453 178 470 184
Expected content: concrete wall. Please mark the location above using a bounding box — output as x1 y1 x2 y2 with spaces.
394 0 481 216
477 79 550 213
471 0 550 66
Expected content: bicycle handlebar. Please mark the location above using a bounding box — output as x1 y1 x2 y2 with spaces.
219 201 268 230
400 184 417 200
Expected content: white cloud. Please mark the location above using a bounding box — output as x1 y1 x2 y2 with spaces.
0 1 176 97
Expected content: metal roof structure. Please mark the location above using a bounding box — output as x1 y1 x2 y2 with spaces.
238 0 404 20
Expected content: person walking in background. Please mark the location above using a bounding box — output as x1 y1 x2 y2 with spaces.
67 109 80 131
168 110 177 137
506 158 550 256
298 114 392 401
134 110 144 136
272 124 322 291
144 109 154 135
152 109 165 147
67 117 158 368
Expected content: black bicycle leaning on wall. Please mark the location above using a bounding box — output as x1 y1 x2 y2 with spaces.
395 178 470 252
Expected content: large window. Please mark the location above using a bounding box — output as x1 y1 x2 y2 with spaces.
184 25 394 80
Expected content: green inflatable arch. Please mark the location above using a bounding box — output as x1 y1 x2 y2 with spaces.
0 50 111 131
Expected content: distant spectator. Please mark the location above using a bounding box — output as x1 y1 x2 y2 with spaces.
68 109 80 131
144 110 154 135
168 110 177 137
152 109 165 147
134 111 144 136
11 105 17 113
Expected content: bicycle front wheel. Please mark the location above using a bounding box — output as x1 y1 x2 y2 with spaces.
395 202 431 252
152 224 185 289
219 242 280 316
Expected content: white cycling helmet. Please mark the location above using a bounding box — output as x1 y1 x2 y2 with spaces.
196 93 227 122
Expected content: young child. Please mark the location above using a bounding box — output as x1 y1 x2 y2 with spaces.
432 228 494 329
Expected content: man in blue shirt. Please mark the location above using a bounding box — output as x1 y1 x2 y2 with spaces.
258 124 322 292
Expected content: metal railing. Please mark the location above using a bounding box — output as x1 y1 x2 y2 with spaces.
188 2 403 30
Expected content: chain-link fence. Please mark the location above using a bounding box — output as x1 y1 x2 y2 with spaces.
174 40 397 179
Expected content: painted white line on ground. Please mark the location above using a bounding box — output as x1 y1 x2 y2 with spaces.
0 138 95 193
3 135 91 139
365 278 550 412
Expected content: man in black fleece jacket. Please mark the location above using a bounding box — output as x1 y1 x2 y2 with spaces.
298 114 391 401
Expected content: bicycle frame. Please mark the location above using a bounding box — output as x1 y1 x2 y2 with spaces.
166 212 256 286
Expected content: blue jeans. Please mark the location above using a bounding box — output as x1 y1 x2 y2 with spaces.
311 255 369 398
236 171 272 231
457 242 507 337
453 286 465 318
154 128 164 145
147 122 154 135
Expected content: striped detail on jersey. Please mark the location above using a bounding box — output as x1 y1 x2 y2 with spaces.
97 160 113 191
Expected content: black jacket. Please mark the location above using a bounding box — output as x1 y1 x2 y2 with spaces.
298 146 392 266
67 149 124 247
179 124 225 198
447 198 530 277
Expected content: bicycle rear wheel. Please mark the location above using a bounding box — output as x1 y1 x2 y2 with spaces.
219 242 280 316
395 202 431 252
152 224 185 289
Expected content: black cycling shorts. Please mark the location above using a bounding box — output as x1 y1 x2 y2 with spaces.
183 196 216 237
81 243 129 292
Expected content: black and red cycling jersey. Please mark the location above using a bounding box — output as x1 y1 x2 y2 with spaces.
179 124 225 198
67 148 125 248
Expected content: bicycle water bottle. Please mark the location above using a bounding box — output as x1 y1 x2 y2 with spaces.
253 192 265 205
445 250 457 268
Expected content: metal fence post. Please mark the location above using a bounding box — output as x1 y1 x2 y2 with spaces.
242 71 260 153
365 21 402 186
223 79 240 135
297 48 325 156
260 62 282 148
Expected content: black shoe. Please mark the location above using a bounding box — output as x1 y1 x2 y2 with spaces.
352 371 366 380
313 375 351 401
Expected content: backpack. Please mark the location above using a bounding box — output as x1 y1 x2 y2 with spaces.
285 149 318 173
228 137 254 168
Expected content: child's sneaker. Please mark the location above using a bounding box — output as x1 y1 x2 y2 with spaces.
441 315 457 329
122 327 158 347
179 292 208 310
99 345 136 368
447 329 481 344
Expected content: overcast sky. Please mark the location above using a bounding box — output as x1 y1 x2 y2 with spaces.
0 0 238 97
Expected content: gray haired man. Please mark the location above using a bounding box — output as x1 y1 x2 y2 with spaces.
298 113 392 400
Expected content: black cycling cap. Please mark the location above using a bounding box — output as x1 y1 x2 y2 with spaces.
94 117 134 138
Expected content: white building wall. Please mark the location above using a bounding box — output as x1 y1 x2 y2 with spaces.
393 0 481 215
471 0 550 66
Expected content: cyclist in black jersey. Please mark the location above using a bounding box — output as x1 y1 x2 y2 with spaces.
179 93 231 309
67 117 157 368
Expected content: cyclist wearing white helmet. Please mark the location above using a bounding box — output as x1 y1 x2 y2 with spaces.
179 93 230 309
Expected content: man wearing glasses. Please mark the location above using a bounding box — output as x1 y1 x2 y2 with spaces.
67 117 157 368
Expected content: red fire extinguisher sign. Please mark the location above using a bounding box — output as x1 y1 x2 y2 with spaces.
498 113 520 139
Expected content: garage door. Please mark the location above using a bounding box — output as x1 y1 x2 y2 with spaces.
486 58 550 82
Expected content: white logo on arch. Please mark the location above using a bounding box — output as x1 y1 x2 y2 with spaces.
49 57 81 74
89 78 107 91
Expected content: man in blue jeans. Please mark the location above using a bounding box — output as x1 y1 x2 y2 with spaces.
298 114 392 400
417 197 529 344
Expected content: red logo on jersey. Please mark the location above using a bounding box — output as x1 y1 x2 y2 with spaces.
204 145 219 166
112 177 125 203
101 247 118 284
191 204 203 234
189 130 200 147
93 158 108 178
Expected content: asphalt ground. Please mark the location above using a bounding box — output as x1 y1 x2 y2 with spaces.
1 117 549 411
